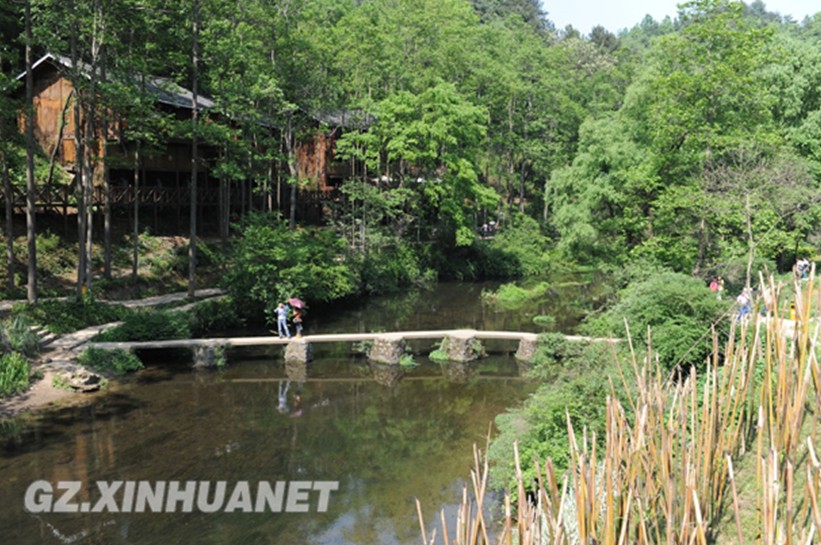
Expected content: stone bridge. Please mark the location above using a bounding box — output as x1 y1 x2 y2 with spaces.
88 329 618 368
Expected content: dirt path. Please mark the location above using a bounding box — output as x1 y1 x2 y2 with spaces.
0 289 224 419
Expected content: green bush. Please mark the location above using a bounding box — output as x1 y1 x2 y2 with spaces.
358 240 433 295
224 212 358 320
189 297 246 336
78 348 144 375
489 334 635 493
483 281 551 309
528 333 585 377
95 310 190 342
584 271 729 370
3 315 41 357
13 299 133 334
0 352 31 397
426 215 555 281
487 213 553 276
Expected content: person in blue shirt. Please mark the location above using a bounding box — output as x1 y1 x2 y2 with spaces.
275 302 291 338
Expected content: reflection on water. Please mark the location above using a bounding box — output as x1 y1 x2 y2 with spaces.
0 276 608 544
0 356 536 545
305 275 609 337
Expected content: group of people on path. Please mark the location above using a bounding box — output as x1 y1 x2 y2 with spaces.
274 299 304 339
797 257 812 280
708 276 725 300
708 256 815 322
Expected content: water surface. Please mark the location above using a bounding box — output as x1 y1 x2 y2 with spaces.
0 355 535 545
0 276 607 544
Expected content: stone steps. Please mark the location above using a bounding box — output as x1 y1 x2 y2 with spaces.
29 325 57 349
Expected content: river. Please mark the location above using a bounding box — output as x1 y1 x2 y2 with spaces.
0 277 607 545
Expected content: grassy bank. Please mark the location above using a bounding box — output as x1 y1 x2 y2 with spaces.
419 273 821 544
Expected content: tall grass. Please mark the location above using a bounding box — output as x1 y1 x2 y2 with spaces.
418 269 821 544
0 352 30 397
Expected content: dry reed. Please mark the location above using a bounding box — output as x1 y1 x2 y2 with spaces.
418 269 820 545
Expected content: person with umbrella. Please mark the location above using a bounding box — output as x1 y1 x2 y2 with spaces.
289 297 305 337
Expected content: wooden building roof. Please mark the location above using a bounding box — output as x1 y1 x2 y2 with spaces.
18 53 215 112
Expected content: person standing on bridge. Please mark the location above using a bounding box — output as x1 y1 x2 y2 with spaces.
293 307 303 337
275 303 291 339
288 297 305 338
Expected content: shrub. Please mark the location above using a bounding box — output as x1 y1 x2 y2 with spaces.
13 299 133 334
0 352 31 397
487 213 553 276
358 240 431 295
3 315 41 357
532 315 556 329
489 337 627 492
483 281 551 309
489 370 610 492
77 348 144 375
224 212 357 319
399 353 417 370
584 271 728 370
95 310 190 342
189 297 246 336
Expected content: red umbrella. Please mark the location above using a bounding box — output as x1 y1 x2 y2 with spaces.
288 297 305 309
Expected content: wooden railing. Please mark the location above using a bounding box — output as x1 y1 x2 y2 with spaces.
0 185 340 209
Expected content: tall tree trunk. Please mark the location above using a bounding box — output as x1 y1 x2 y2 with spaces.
24 0 37 303
100 5 111 280
0 50 13 290
286 116 297 229
84 110 95 293
83 0 105 292
1 152 13 291
132 143 140 282
45 89 74 193
71 10 87 298
188 0 199 297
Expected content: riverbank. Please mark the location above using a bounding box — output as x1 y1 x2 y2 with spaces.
0 289 224 419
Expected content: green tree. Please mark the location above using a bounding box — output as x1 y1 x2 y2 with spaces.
224 213 357 321
586 271 728 368
550 114 657 263
337 82 496 246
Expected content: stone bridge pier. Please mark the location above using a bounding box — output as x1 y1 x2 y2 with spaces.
285 339 313 364
192 342 226 368
440 331 486 363
367 334 406 365
514 337 538 363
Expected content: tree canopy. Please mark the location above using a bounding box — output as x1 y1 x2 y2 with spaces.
0 0 819 294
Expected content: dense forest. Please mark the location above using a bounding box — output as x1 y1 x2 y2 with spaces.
2 3 821 542
1 0 820 304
